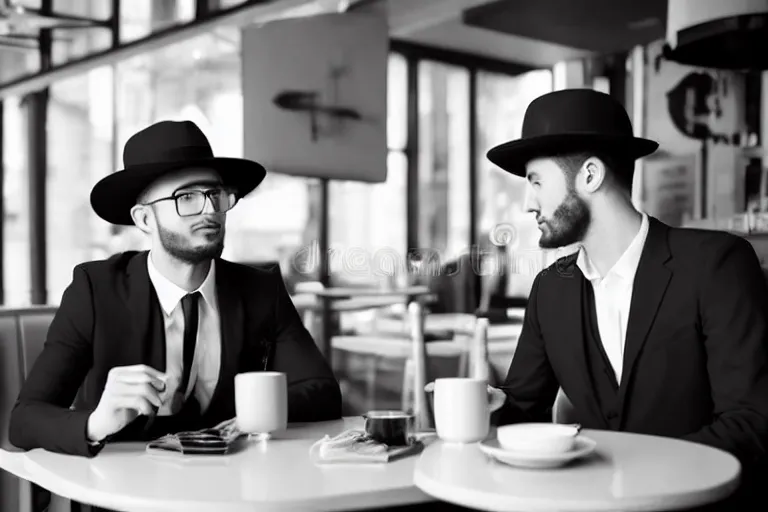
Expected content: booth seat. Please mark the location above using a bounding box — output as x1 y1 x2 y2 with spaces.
0 306 68 512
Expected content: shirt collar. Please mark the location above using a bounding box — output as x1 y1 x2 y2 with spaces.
577 213 649 282
147 252 217 315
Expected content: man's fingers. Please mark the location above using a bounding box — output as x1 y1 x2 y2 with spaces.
114 382 163 408
114 394 154 416
125 364 166 380
130 396 154 416
134 382 163 408
112 364 166 381
115 370 166 391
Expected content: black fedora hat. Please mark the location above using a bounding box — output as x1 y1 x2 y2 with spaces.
487 89 658 177
90 120 267 225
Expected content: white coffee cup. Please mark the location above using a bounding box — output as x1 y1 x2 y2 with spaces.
429 378 506 443
235 372 287 440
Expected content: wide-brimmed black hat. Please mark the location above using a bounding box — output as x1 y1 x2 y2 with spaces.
487 89 658 177
90 120 267 225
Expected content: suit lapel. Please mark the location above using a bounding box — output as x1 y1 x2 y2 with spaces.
207 259 244 410
556 256 606 425
618 217 672 403
126 251 166 371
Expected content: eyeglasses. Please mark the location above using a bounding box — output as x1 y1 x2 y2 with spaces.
142 188 238 217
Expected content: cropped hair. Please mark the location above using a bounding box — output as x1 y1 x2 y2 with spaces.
551 150 634 192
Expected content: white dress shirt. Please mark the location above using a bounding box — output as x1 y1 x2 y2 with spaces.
147 253 221 415
575 213 649 384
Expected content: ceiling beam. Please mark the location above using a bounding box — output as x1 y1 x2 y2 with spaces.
388 0 495 37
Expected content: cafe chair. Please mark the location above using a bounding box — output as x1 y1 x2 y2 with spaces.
331 302 462 429
0 306 75 512
293 281 325 338
372 311 518 383
552 388 577 424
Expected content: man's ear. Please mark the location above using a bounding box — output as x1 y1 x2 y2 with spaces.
581 157 606 192
130 204 152 234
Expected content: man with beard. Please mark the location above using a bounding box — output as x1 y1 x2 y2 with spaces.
8 120 341 457
484 89 768 510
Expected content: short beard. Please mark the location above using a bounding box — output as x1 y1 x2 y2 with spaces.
538 187 591 249
157 224 224 264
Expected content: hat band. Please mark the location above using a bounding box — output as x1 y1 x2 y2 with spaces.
125 145 214 167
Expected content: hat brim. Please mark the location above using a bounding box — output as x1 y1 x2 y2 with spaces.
487 133 659 177
90 157 267 226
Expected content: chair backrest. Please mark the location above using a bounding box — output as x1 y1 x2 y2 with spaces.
292 281 324 341
0 313 22 450
552 388 577 424
407 301 432 431
16 307 58 378
0 307 57 446
0 306 58 512
294 281 324 294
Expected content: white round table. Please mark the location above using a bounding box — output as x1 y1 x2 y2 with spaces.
1 418 431 512
414 429 741 512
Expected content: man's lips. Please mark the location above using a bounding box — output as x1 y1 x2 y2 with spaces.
194 223 221 232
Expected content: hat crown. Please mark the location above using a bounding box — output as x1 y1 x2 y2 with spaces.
522 89 634 140
123 120 214 168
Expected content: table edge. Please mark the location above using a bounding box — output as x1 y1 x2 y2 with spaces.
27 458 433 512
414 468 741 512
412 434 743 512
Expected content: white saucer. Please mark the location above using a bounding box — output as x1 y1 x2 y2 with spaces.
478 436 597 469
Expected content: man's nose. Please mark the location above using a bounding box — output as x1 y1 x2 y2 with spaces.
524 190 539 214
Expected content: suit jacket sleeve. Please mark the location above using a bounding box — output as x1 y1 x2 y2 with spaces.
682 237 768 469
268 270 342 422
8 266 100 457
494 272 560 425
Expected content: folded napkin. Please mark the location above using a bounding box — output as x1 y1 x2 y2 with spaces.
146 418 244 455
310 429 423 465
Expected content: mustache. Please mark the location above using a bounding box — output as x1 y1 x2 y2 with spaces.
192 220 222 230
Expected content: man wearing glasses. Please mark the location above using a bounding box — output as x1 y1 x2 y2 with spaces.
8 120 342 457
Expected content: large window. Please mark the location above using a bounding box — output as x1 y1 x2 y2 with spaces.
418 61 471 264
115 25 319 288
45 23 321 301
3 1 557 306
47 68 116 304
121 0 196 43
51 0 112 64
3 97 32 306
0 48 39 86
475 69 553 297
329 53 408 287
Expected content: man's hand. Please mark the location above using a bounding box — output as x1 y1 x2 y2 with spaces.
86 365 167 443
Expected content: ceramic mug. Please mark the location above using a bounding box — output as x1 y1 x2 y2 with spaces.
235 371 287 440
427 378 506 443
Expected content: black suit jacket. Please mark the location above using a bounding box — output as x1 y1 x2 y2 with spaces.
8 251 342 457
497 217 768 471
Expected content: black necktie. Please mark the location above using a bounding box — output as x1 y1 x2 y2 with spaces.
172 292 200 414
